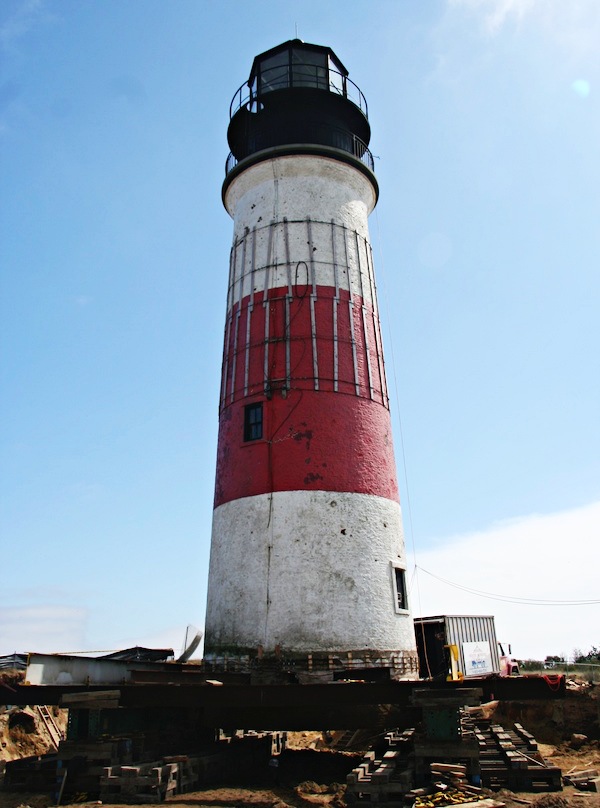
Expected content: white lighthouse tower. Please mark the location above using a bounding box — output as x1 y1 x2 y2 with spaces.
204 40 418 679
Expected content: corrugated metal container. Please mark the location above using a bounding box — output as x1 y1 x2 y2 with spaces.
414 615 501 678
26 652 174 686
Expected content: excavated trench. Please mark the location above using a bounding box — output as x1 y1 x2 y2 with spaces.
489 688 599 744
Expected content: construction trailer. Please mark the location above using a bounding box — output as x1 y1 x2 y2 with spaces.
414 615 502 679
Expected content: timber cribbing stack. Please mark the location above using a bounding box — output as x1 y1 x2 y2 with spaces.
346 720 561 805
475 721 562 791
100 758 199 804
346 729 415 806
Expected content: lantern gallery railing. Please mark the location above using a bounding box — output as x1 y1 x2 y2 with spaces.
225 125 375 176
229 64 368 119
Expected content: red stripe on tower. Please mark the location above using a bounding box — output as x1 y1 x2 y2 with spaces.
214 283 397 506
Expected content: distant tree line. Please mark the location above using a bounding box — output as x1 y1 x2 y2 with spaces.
517 648 599 671
519 659 543 671
572 646 600 664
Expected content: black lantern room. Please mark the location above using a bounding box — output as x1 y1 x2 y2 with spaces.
225 40 374 182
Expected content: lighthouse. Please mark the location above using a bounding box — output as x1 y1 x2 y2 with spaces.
204 40 418 679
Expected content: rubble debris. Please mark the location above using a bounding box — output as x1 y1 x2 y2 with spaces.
416 800 505 808
566 681 593 692
296 781 330 794
563 768 600 791
411 764 502 808
413 791 496 807
532 796 570 808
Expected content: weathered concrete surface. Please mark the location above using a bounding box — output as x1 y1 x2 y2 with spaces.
205 490 416 661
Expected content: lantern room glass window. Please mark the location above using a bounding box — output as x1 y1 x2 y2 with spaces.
291 48 327 90
328 55 344 95
254 44 346 99
258 51 289 94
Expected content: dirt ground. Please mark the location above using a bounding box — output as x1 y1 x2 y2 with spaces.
0 706 68 762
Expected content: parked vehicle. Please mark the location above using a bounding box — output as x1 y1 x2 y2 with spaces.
543 656 564 669
498 642 520 676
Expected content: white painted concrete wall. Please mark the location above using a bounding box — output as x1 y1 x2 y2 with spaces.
224 156 376 237
224 156 379 310
205 489 416 658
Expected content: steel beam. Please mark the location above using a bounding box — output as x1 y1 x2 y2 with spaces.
1 675 564 730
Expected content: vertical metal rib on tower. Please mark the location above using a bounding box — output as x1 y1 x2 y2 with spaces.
205 40 418 679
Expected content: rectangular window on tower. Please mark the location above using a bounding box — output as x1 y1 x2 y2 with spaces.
392 565 408 613
244 402 263 442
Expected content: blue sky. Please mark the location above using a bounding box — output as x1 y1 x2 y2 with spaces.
1 0 598 662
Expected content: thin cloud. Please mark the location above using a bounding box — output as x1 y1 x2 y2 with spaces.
448 0 537 33
0 605 88 655
410 500 600 660
1 0 45 51
447 0 600 58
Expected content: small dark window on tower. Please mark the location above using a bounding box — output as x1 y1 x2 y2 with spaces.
393 566 408 612
244 403 263 442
